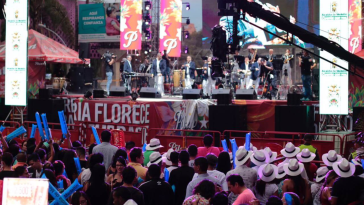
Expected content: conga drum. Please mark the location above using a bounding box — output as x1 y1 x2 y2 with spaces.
173 70 181 88
181 70 185 87
52 77 60 89
59 77 66 89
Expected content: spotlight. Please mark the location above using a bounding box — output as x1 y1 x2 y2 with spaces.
144 50 148 54
146 31 151 38
184 47 189 54
186 18 190 25
145 1 151 10
186 3 190 10
185 31 190 39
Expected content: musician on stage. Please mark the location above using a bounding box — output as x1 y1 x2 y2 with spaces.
138 58 150 87
261 57 277 99
123 55 133 90
151 53 167 96
299 50 316 101
104 53 116 95
162 52 171 83
231 58 242 92
250 57 263 95
281 49 294 87
248 49 259 63
202 57 216 97
266 49 276 63
181 56 196 89
240 56 252 89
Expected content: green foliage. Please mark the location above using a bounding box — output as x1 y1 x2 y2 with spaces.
28 80 45 98
349 85 364 111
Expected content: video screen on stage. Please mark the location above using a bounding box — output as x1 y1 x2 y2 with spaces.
202 0 319 49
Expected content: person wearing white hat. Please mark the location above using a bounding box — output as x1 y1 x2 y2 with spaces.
254 164 279 204
275 163 286 198
250 150 270 172
147 152 163 167
163 148 174 166
264 147 277 163
311 166 329 204
322 150 342 168
330 159 364 205
243 143 257 151
297 148 317 181
280 142 300 160
144 138 164 166
282 159 311 205
299 134 320 162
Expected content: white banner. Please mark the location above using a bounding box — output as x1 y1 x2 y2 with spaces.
5 0 28 106
319 0 349 115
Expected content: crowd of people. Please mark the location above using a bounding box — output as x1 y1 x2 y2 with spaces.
0 130 363 205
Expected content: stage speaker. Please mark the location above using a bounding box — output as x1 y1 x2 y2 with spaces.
212 89 232 105
236 89 257 100
0 98 11 121
79 43 90 59
139 87 161 98
27 99 65 123
39 89 53 99
183 89 202 99
353 106 364 131
287 94 301 106
312 69 319 100
275 105 314 136
109 87 128 97
209 105 247 146
83 67 94 83
93 89 106 98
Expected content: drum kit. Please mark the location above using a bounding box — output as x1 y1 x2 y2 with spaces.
52 77 66 91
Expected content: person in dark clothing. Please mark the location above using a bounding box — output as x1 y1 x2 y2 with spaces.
139 164 174 205
169 150 195 205
122 166 145 205
85 163 110 205
0 152 16 179
76 147 87 169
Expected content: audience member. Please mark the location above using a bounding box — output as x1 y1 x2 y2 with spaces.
144 138 163 166
210 192 229 205
53 160 71 189
296 148 317 181
122 166 145 205
14 166 29 178
12 152 27 169
299 134 320 163
139 164 174 205
226 174 255 205
282 192 300 205
188 144 198 167
250 149 270 171
71 191 91 205
92 130 118 171
79 153 104 185
196 135 220 157
76 147 87 169
183 179 216 205
311 166 329 204
255 164 278 204
319 170 338 205
106 156 126 189
167 151 179 174
264 147 277 163
322 150 342 169
108 149 128 175
61 149 78 181
266 196 283 205
84 163 110 205
216 151 232 175
28 153 43 178
169 150 195 205
128 147 148 181
112 186 138 205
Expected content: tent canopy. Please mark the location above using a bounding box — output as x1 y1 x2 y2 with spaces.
0 29 89 64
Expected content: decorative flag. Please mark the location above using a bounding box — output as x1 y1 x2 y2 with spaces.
160 0 182 57
120 0 142 50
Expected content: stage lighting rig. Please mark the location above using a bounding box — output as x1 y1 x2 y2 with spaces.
184 47 189 54
143 12 151 25
144 1 151 10
182 17 190 25
183 2 190 10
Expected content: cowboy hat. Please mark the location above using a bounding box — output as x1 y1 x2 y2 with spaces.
258 164 277 182
322 150 342 167
235 147 253 166
280 142 300 158
250 150 270 166
315 166 329 183
162 148 174 166
332 159 356 178
283 159 304 176
147 152 163 167
264 147 277 163
146 138 164 151
275 163 286 179
296 148 316 163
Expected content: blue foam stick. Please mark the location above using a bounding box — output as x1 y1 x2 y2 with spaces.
61 179 83 200
0 125 5 132
48 182 68 205
35 112 45 140
284 193 293 205
74 157 82 175
245 132 251 151
30 124 37 138
172 185 176 192
137 177 144 185
361 159 364 168
58 111 68 139
142 143 147 152
91 127 101 144
62 169 68 178
221 139 229 152
230 139 238 168
57 180 64 189
41 113 51 140
164 168 170 182
6 126 26 142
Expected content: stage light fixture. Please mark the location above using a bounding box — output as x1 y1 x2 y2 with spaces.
185 31 190 39
186 3 190 10
184 47 189 54
144 50 148 54
186 18 190 25
145 1 151 10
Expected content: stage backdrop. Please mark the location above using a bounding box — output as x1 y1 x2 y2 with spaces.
349 0 362 54
120 0 142 50
159 0 182 57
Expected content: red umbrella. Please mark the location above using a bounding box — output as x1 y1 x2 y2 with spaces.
0 29 89 64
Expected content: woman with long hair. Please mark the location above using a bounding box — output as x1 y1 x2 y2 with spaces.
107 149 128 176
84 163 110 205
216 152 232 175
78 153 104 185
319 170 338 205
71 191 91 205
254 164 279 204
106 157 126 189
282 159 311 205
53 160 71 190
61 149 78 182
183 179 216 205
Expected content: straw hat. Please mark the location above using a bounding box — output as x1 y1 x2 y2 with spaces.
332 159 356 178
250 150 270 166
235 147 253 166
315 166 329 183
264 147 277 163
275 163 286 179
322 150 342 167
258 164 277 182
146 138 164 151
296 148 316 163
280 142 300 158
147 152 163 167
162 148 174 166
283 159 304 176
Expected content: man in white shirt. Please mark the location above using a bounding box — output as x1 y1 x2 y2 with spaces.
151 53 166 95
239 56 252 89
181 56 196 89
123 55 133 90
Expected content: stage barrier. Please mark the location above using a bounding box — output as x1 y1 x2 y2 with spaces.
222 130 346 157
82 121 148 147
343 132 359 158
147 128 222 152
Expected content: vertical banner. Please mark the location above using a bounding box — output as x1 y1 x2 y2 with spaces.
319 0 349 115
160 0 182 57
349 0 362 54
5 0 28 106
120 0 142 50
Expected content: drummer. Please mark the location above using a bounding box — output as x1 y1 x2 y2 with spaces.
202 57 216 97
